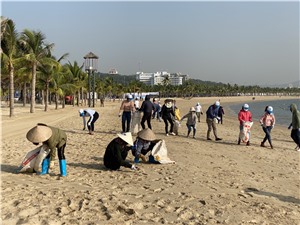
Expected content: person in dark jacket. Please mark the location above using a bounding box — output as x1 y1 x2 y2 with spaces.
139 95 155 130
288 103 300 151
206 101 222 141
161 99 176 136
103 132 137 170
26 123 67 176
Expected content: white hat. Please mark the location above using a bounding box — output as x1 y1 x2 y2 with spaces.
243 104 249 111
26 125 52 143
117 132 133 146
215 101 220 106
267 106 273 113
127 94 133 99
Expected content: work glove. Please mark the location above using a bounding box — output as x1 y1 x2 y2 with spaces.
118 113 122 117
49 160 55 169
87 122 91 126
131 164 137 170
288 124 292 130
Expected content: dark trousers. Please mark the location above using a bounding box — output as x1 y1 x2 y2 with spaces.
262 126 272 145
122 111 132 132
291 129 300 147
141 112 152 129
46 143 66 160
87 112 99 132
163 116 174 134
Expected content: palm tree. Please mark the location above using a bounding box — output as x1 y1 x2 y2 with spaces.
19 29 54 113
1 18 18 117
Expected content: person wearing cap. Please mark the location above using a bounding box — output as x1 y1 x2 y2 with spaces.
238 103 253 145
139 95 155 130
161 99 176 136
195 102 203 123
152 98 162 122
180 107 198 138
288 103 300 151
206 101 222 141
259 106 275 149
26 123 67 176
131 128 157 163
103 132 137 170
79 108 99 135
119 94 136 133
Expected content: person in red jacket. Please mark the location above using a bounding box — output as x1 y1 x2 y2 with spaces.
238 103 252 145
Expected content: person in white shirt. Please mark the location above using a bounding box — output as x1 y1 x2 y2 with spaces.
134 97 140 110
195 102 203 122
79 108 99 135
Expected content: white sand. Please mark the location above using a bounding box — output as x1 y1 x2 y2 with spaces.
1 96 299 225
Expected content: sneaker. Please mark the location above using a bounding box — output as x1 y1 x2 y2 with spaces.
170 132 176 136
166 133 169 136
260 142 266 147
215 138 222 141
207 138 212 141
246 141 250 146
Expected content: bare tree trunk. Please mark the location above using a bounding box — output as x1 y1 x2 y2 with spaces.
30 63 36 113
55 93 58 109
44 83 49 111
9 63 14 117
41 89 45 105
22 82 26 107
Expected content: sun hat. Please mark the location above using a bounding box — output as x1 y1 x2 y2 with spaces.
190 107 196 112
26 125 52 143
243 103 249 111
79 109 84 116
267 106 273 113
117 132 133 146
137 128 156 141
215 101 220 106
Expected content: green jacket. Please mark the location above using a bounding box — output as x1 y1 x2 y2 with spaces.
290 103 300 129
44 126 67 161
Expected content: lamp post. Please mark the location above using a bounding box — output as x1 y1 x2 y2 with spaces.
84 52 99 107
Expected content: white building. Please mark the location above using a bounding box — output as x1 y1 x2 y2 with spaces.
136 71 188 86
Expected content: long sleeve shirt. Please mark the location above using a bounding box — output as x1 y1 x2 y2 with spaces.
181 112 197 126
44 126 67 161
103 138 132 170
238 110 252 125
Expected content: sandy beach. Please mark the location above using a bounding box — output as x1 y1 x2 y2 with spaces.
1 96 299 225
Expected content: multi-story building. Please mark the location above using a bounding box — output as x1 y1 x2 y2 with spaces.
136 71 188 86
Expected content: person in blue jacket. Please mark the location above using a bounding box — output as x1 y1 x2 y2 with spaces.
206 101 222 141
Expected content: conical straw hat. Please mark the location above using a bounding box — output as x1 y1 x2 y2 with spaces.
117 132 133 146
26 125 52 143
137 128 156 141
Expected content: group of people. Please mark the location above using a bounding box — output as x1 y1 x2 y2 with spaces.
22 96 300 176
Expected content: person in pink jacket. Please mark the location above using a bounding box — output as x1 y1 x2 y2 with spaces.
238 104 252 145
259 106 275 149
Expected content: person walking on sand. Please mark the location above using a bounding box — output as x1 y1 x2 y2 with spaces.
180 107 197 138
79 108 99 135
103 132 137 170
206 101 222 141
260 106 275 149
238 103 252 146
119 94 136 133
218 105 225 124
161 99 176 136
139 95 155 130
195 102 203 123
288 103 300 151
26 123 67 176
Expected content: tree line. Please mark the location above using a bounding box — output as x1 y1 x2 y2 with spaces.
1 17 299 117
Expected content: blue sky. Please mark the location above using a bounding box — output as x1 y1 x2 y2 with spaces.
2 1 299 86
